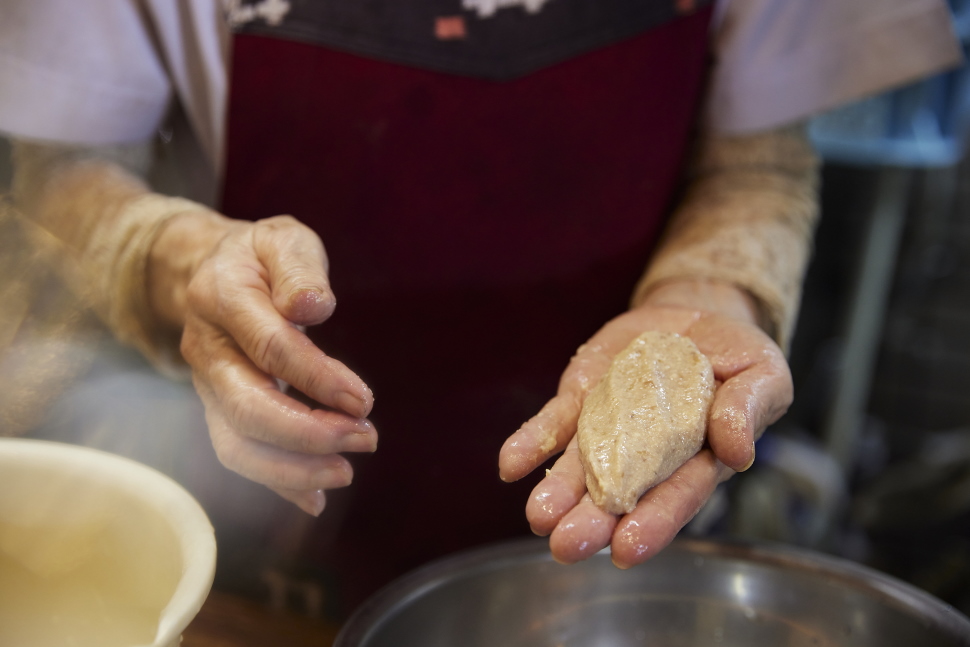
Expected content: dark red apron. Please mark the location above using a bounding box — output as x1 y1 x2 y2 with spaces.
222 0 713 616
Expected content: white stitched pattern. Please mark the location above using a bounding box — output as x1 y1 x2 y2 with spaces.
461 0 554 19
225 0 292 28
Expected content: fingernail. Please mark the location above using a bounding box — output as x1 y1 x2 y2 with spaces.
298 489 326 516
351 420 378 452
551 552 575 565
334 391 365 417
498 452 529 483
612 521 649 568
289 288 335 320
739 443 756 472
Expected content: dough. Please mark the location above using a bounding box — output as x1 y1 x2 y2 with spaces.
578 331 714 515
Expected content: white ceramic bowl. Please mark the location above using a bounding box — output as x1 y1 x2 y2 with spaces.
0 437 216 647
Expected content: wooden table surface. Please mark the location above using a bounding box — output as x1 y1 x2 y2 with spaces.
182 590 341 647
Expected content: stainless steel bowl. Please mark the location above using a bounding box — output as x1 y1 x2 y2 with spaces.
335 537 970 647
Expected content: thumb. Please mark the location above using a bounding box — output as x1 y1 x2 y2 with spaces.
253 215 336 325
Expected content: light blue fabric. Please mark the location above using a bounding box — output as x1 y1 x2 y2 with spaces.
707 0 963 133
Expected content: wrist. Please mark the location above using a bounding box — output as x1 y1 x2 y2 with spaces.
635 279 768 331
147 208 233 331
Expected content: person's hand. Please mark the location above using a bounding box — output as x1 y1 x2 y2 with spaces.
498 280 791 567
150 212 377 516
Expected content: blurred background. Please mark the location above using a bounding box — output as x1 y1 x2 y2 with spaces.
695 16 970 616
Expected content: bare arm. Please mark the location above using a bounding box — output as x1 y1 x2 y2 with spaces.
500 124 820 565
10 140 376 515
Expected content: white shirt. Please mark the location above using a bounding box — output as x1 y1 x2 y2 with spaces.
0 0 962 184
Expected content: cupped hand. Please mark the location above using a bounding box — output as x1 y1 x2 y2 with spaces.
157 213 376 516
498 281 792 567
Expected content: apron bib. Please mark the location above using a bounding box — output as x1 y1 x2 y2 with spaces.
222 0 713 615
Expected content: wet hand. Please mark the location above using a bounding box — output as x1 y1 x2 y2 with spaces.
158 214 377 515
498 282 791 566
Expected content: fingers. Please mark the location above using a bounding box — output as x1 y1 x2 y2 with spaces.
500 313 685 482
535 446 730 568
251 215 337 326
526 438 615 564
500 393 581 482
174 215 378 515
273 488 328 517
500 307 707 483
188 331 377 453
507 301 794 571
199 374 365 493
687 315 793 471
499 339 615 482
549 494 617 564
210 418 356 492
525 437 587 535
707 362 791 470
186 223 373 419
233 320 372 419
185 317 376 511
610 449 732 569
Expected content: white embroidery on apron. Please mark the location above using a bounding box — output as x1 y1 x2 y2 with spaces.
225 0 292 28
462 0 553 19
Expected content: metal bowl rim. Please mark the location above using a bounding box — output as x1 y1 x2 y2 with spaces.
335 536 970 646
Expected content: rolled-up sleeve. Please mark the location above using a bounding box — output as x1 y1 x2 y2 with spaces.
0 0 172 144
707 0 965 133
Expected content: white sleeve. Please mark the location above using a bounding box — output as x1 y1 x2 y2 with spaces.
707 0 965 133
0 0 173 145
143 0 229 174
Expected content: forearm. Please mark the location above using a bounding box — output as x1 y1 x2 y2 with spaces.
633 124 821 351
9 140 228 372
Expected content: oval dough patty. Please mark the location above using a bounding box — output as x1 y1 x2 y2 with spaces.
578 331 715 515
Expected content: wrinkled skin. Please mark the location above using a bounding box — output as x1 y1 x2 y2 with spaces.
12 141 793 544
11 139 380 519
154 211 791 547
498 286 793 568
153 213 378 516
